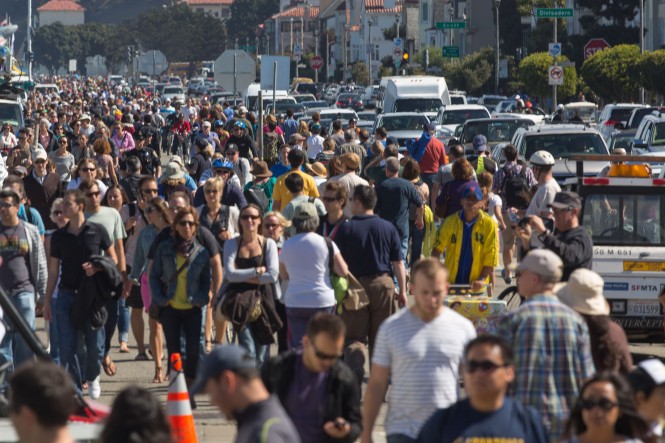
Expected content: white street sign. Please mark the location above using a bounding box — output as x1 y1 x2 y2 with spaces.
548 65 564 85
214 50 256 94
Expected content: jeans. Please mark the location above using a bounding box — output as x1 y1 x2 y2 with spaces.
387 435 416 443
104 298 119 357
0 291 35 391
237 323 268 368
420 172 436 191
117 298 129 344
49 312 60 365
408 221 425 271
55 290 104 387
286 306 335 350
161 306 202 380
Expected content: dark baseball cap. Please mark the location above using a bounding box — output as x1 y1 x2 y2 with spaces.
190 345 257 395
424 122 436 132
459 181 483 201
548 191 582 210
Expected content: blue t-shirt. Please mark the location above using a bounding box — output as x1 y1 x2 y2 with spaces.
455 211 477 285
375 177 423 240
416 398 548 443
18 205 45 235
334 214 402 278
270 163 291 179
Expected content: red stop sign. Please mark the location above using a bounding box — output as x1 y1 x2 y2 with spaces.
310 56 323 70
584 38 610 60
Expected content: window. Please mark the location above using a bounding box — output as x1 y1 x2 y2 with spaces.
421 2 429 22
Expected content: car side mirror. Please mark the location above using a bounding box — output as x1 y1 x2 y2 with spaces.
454 126 463 137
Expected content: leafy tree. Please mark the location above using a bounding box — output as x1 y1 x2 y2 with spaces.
577 0 637 29
228 0 279 47
639 50 665 98
382 24 406 41
351 61 369 85
33 22 81 74
580 44 642 102
519 51 577 104
445 47 495 95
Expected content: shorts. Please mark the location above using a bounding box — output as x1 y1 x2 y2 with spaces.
125 266 144 309
501 221 517 248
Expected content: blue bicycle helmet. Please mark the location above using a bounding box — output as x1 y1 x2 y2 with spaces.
212 158 234 170
233 120 246 129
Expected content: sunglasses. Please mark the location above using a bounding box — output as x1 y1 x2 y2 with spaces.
579 398 618 411
264 223 280 229
204 189 219 194
214 169 230 174
311 342 340 361
464 360 508 373
322 196 340 202
142 188 159 195
52 210 63 216
86 191 100 198
178 220 197 227
145 206 157 214
0 202 15 209
241 214 261 221
81 167 96 172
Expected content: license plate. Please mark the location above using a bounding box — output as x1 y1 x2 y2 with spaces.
626 300 661 316
623 261 665 272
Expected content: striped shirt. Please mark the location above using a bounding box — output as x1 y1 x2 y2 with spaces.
373 307 476 439
497 294 595 442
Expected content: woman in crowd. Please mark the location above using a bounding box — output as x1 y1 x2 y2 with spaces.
160 162 191 203
128 196 171 383
197 176 239 350
71 132 93 163
67 158 109 197
49 123 67 153
112 121 135 158
93 138 118 187
297 120 311 140
315 137 336 166
150 207 211 392
47 135 76 188
220 204 280 367
262 210 291 353
401 158 429 271
279 203 348 349
187 138 212 184
0 123 17 153
434 157 475 219
562 372 652 443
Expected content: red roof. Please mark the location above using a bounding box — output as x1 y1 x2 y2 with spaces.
186 0 233 5
37 0 85 12
365 0 402 12
270 6 320 19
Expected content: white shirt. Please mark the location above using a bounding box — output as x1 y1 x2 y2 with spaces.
306 134 325 159
526 177 561 247
373 307 476 438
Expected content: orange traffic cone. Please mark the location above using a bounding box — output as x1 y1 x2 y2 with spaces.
167 353 198 443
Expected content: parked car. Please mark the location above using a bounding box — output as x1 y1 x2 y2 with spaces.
373 112 430 148
597 103 649 140
335 93 364 112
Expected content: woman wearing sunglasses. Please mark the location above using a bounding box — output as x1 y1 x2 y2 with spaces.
562 372 653 443
218 204 281 367
0 124 17 154
150 207 210 400
67 158 108 197
48 135 75 188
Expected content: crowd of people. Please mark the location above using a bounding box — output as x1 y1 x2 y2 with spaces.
0 76 658 443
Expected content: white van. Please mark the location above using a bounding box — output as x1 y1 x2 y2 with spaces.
244 83 289 112
376 76 450 120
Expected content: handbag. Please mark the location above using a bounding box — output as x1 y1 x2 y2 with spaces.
324 238 369 314
150 244 200 320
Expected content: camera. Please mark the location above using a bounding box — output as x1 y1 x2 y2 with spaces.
517 216 532 228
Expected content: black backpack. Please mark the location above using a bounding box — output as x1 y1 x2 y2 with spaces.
502 165 532 210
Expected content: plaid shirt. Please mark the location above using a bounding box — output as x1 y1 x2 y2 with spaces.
497 294 595 442
492 161 537 206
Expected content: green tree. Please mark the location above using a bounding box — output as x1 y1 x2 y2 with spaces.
519 52 577 104
640 50 665 98
444 47 495 95
580 44 642 102
228 0 279 48
33 22 81 74
351 61 369 85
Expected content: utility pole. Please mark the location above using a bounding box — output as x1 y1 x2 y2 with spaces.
314 26 320 83
326 31 330 81
27 0 33 80
494 0 501 94
367 18 373 85
640 0 645 104
395 14 401 75
290 18 294 57
552 17 557 110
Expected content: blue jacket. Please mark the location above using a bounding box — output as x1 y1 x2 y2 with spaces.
149 237 211 308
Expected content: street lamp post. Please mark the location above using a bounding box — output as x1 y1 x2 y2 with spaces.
640 0 645 104
314 26 320 83
494 0 501 94
290 18 294 58
395 13 401 75
367 18 373 85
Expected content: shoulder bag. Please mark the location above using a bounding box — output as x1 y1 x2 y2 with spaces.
324 237 369 315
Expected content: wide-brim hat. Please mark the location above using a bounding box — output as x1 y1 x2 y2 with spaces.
307 162 328 177
556 268 609 316
250 161 272 178
164 162 185 180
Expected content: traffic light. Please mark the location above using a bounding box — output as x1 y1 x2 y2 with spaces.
401 51 409 68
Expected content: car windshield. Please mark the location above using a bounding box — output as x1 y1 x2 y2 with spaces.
379 115 429 131
450 96 466 105
583 192 665 245
609 108 637 123
0 103 22 127
609 133 636 151
164 87 183 94
462 121 531 143
524 133 607 159
441 109 490 125
270 103 304 112
482 97 505 106
302 101 328 108
394 98 442 113
294 95 316 103
563 106 596 121
628 108 654 128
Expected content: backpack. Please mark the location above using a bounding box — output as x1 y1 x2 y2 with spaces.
501 165 532 210
264 132 281 167
244 183 271 213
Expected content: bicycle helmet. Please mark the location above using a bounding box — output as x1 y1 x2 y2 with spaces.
213 119 225 128
529 150 556 166
233 121 246 129
212 158 234 170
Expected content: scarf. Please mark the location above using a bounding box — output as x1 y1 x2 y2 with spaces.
174 232 194 256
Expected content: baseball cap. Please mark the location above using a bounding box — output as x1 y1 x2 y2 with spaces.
633 359 665 387
238 106 248 115
517 249 563 281
11 166 27 176
32 149 48 162
458 181 483 201
190 345 256 395
548 191 582 210
225 143 239 153
472 134 488 152
424 122 436 132
293 202 318 220
289 133 306 143
202 121 212 128
79 113 91 121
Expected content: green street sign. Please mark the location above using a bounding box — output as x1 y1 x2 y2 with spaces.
436 21 466 29
536 8 573 18
443 46 460 58
240 45 256 51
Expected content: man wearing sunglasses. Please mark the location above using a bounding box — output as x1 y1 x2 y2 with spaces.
496 249 594 441
23 149 62 231
361 258 475 443
416 335 548 443
262 313 361 443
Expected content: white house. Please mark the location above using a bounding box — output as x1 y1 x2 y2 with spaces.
36 0 85 28
184 0 233 21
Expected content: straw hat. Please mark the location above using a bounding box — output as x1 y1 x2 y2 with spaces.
308 162 328 178
556 269 609 316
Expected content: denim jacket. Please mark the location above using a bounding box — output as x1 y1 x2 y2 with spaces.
149 236 211 308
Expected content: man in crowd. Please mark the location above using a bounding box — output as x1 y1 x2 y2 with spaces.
524 150 560 249
124 131 161 179
416 335 548 442
306 123 325 162
334 185 407 389
336 130 366 161
430 143 474 209
190 345 301 443
516 191 593 281
271 144 292 179
281 108 299 142
262 313 361 443
273 149 319 212
330 120 346 148
0 188 46 383
497 249 595 441
361 258 476 443
227 121 257 161
329 153 368 218
468 135 497 175
226 143 251 188
119 156 143 203
406 123 447 189
23 148 61 230
431 181 498 292
9 361 77 443
195 121 220 153
43 189 117 398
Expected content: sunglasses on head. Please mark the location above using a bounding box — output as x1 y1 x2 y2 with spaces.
579 398 618 411
464 360 508 373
